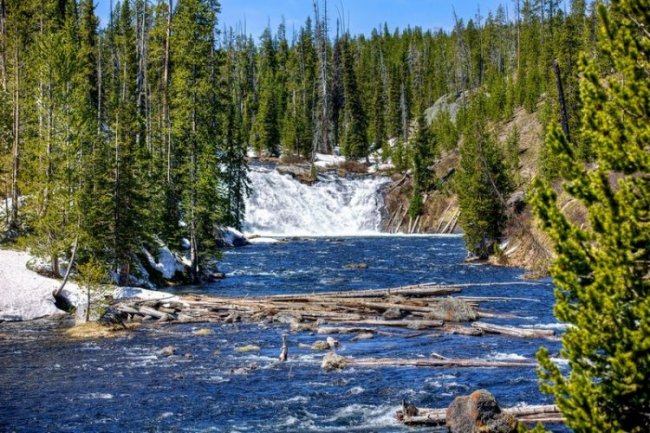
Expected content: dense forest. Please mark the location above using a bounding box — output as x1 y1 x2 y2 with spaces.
0 0 613 280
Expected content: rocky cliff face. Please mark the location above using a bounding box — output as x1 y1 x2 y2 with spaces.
381 150 460 235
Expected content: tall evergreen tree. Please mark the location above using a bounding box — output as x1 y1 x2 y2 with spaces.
532 0 650 431
251 27 279 156
340 36 367 159
456 99 512 258
171 0 223 282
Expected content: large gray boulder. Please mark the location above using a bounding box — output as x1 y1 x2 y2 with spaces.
446 390 517 433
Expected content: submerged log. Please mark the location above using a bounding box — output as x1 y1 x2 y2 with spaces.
317 326 381 335
472 321 557 339
324 356 536 370
331 319 444 329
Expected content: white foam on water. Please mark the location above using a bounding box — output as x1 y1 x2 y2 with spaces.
322 403 401 428
522 323 568 330
347 386 365 395
80 393 113 400
267 396 311 406
485 352 529 361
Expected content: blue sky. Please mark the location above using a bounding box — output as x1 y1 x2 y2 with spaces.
95 1 515 38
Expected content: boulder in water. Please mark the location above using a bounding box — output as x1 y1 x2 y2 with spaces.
326 337 339 349
423 298 477 322
344 262 368 270
235 344 260 353
321 352 347 371
276 164 315 184
446 389 517 433
159 346 177 357
215 227 250 248
311 340 331 351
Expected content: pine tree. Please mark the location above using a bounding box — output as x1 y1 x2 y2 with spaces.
251 27 280 157
456 98 512 258
171 0 223 282
340 36 367 159
410 113 434 195
107 0 148 285
532 0 650 431
26 0 81 277
221 31 249 229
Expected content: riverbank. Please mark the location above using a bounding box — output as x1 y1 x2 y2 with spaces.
0 249 176 322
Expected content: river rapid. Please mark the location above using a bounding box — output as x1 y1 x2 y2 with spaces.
0 236 568 433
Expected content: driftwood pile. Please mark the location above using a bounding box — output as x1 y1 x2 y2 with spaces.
113 283 464 327
110 283 557 341
397 403 564 426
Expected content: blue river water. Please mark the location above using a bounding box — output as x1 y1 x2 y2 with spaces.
0 236 568 432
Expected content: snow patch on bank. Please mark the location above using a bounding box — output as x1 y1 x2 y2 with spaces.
0 249 175 322
0 249 74 321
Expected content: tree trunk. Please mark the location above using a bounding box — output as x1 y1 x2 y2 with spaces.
52 255 60 278
163 0 172 183
553 60 571 143
54 234 78 297
86 286 91 322
10 43 19 229
0 0 6 91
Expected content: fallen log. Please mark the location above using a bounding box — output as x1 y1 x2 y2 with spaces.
442 323 484 336
328 356 536 370
330 319 444 329
472 321 557 339
137 306 168 320
476 311 523 319
398 404 563 426
317 326 379 334
260 284 462 300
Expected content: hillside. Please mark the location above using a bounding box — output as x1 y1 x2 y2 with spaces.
382 105 565 274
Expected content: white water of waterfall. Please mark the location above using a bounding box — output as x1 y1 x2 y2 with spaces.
243 166 390 237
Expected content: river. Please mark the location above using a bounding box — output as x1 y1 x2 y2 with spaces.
0 236 567 432
1 167 568 432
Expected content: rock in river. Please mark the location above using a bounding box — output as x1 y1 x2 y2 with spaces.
344 262 368 270
446 389 517 433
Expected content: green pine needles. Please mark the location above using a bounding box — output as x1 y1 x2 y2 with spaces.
456 98 512 259
532 0 650 431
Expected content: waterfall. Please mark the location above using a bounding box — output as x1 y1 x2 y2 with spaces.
243 165 390 237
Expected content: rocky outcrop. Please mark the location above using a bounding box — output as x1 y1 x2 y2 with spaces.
446 390 518 433
381 162 460 235
425 91 472 124
276 163 316 184
215 227 250 248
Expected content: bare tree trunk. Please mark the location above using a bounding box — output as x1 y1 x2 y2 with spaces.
313 0 330 157
0 0 6 91
516 0 521 78
97 38 103 132
164 0 172 183
10 43 19 229
400 83 408 142
553 60 571 143
53 234 79 298
86 285 91 322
